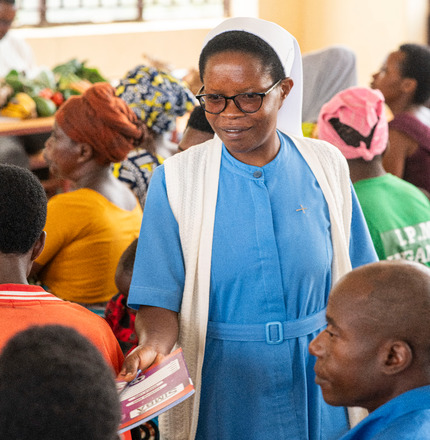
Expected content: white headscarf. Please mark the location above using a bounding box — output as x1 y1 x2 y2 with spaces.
302 45 357 123
202 17 304 137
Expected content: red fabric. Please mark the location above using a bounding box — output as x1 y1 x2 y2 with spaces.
0 284 137 440
105 293 138 355
390 112 430 194
55 83 146 164
121 431 132 440
0 284 124 374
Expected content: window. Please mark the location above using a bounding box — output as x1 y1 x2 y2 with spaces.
14 0 230 27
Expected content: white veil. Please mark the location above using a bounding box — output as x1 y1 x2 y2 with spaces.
202 17 303 137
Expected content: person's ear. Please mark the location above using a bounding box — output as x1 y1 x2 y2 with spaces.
400 77 417 96
31 231 46 261
279 77 294 102
379 339 413 375
76 142 94 163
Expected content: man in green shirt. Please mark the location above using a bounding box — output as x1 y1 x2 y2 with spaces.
318 86 430 266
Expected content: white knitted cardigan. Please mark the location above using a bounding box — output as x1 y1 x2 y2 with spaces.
163 135 367 440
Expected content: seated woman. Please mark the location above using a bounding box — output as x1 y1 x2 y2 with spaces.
113 65 196 207
371 43 430 196
30 83 145 315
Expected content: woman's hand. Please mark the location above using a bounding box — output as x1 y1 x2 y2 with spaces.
118 344 166 381
117 305 179 381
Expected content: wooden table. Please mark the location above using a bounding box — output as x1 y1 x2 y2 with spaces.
0 116 55 136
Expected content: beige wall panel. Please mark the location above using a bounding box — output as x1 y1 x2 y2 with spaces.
258 0 304 39
260 0 429 86
14 23 216 81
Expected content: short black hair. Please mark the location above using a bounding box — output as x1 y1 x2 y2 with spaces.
329 117 378 151
399 43 430 104
186 106 214 134
0 164 47 254
199 30 285 83
0 325 121 440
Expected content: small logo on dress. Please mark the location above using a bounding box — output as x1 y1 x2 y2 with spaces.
296 205 308 214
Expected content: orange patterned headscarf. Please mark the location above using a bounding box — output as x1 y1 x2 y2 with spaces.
55 83 146 165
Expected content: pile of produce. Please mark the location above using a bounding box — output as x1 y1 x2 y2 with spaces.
0 59 107 119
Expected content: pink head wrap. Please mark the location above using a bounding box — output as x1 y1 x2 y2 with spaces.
317 86 388 161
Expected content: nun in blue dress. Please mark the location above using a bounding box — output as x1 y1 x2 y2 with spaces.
120 16 378 440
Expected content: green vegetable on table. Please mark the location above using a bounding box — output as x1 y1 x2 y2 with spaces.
53 59 107 83
5 69 57 96
33 96 57 117
1 59 108 118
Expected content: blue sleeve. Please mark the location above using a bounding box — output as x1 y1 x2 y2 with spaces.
128 165 185 312
349 182 379 268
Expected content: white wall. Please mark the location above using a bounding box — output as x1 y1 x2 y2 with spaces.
12 19 221 81
12 0 259 82
12 0 430 85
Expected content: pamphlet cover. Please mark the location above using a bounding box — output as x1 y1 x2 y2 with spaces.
117 347 195 434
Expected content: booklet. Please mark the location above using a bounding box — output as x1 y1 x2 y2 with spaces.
117 347 195 434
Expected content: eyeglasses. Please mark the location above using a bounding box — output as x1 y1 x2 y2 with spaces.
196 79 283 115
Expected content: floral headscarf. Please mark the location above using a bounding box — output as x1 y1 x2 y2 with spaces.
116 65 196 135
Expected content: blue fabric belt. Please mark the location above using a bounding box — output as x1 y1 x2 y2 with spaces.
207 308 327 345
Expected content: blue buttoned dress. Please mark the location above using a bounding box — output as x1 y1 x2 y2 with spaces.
128 132 378 439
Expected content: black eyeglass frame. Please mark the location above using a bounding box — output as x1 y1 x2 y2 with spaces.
196 78 284 115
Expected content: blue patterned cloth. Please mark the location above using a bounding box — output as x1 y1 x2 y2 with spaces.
111 149 163 208
116 65 196 134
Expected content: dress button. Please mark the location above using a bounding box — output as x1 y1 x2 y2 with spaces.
253 170 262 178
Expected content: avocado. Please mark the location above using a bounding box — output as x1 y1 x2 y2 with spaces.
33 96 57 117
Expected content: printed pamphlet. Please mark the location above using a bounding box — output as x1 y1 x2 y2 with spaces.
117 347 195 434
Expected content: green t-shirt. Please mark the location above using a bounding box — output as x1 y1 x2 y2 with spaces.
354 174 430 266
